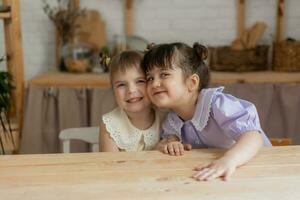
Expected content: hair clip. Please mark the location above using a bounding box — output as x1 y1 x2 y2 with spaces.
144 43 156 52
99 52 111 70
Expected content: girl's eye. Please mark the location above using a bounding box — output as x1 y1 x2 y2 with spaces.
146 76 154 82
137 79 146 84
161 73 169 78
116 83 125 88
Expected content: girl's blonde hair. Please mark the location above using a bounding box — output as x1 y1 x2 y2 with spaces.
109 50 144 83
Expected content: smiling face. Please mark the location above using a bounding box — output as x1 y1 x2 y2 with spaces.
146 66 190 110
112 67 152 115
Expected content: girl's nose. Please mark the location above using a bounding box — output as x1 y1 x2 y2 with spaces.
128 83 137 94
152 79 161 88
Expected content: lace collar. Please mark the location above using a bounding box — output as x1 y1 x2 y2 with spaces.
168 87 224 135
102 107 160 151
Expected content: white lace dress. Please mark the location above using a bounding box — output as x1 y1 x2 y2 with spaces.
102 107 161 151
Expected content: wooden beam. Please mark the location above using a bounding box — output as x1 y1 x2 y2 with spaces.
125 0 134 36
237 0 245 38
2 0 14 109
276 0 285 42
3 0 24 130
2 0 24 152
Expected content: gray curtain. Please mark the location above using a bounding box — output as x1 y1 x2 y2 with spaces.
20 86 116 154
20 83 300 154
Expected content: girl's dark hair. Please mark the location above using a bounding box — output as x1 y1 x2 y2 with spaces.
142 42 210 90
109 50 144 82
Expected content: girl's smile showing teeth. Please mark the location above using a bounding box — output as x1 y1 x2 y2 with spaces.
126 97 143 103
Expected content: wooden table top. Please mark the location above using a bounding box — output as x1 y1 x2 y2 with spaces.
26 71 300 88
1 146 300 200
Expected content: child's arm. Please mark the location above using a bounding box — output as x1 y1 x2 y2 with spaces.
192 131 263 181
99 122 119 152
155 134 192 156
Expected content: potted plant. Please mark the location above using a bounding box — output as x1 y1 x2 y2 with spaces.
0 55 15 155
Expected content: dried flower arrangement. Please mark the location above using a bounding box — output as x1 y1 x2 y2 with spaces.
42 0 86 43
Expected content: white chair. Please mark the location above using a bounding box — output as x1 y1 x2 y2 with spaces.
59 127 99 153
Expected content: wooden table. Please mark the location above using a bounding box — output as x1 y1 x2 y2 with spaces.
1 146 300 200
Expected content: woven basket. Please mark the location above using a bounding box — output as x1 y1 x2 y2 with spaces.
273 41 300 71
209 45 269 72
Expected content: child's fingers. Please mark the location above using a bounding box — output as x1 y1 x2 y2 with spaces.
205 169 225 181
192 168 215 181
179 144 185 155
223 168 235 181
174 143 184 156
183 144 192 151
167 144 175 156
194 163 210 171
162 142 185 156
163 145 169 154
173 144 181 156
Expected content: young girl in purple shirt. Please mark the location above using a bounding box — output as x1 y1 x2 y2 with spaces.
142 42 271 181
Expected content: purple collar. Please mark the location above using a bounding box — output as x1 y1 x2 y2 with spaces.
167 87 224 137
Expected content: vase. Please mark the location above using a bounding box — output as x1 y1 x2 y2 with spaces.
61 41 94 73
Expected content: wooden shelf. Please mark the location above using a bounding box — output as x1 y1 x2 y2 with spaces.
211 71 300 84
27 71 300 88
0 12 11 19
27 71 110 88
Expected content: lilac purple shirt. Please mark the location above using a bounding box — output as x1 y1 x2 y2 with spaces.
162 87 272 149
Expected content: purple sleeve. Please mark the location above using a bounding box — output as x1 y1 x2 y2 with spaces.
211 92 266 141
161 113 182 140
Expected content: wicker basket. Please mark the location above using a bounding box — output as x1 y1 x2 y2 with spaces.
273 41 300 71
209 45 269 72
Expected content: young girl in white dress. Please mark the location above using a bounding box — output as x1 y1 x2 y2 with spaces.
99 50 161 152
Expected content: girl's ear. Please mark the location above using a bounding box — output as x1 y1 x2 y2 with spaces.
186 74 200 92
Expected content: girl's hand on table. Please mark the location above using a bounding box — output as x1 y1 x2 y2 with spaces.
156 134 192 156
162 141 192 156
192 155 238 181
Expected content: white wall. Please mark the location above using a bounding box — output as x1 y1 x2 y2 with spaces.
0 0 300 80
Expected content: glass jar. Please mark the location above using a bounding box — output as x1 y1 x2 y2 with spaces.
61 41 94 73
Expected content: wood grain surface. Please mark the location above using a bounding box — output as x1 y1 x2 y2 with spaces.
1 146 300 200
